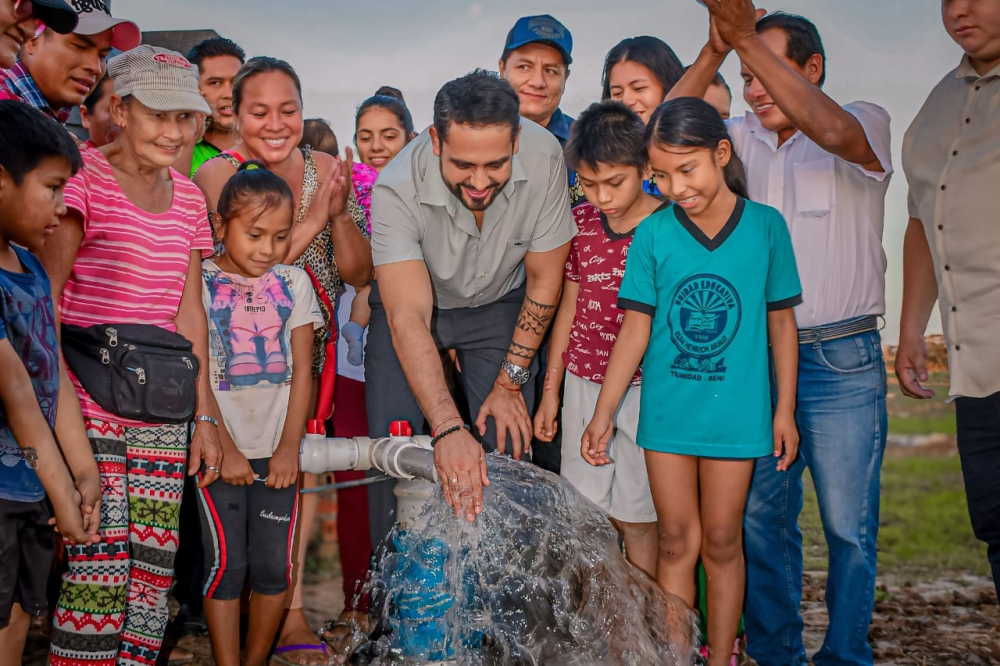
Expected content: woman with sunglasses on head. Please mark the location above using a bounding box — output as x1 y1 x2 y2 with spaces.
0 0 77 69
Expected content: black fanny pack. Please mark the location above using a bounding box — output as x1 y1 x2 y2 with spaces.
61 323 200 424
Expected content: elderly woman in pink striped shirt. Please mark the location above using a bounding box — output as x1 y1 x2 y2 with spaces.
37 45 223 666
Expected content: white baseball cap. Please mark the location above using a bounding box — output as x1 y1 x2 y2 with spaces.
71 0 140 51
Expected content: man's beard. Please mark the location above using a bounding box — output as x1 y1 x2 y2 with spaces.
442 174 510 212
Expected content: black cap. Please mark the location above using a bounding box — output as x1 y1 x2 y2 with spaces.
31 0 79 34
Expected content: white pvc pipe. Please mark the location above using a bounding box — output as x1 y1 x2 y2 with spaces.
299 434 436 482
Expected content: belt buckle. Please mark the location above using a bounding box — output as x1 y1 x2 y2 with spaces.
799 328 820 344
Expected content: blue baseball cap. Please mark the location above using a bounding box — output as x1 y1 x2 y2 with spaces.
504 14 572 65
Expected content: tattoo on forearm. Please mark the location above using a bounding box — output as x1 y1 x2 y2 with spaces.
24 446 38 469
508 341 538 361
516 297 557 336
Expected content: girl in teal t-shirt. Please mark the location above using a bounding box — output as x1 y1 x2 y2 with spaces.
583 98 801 666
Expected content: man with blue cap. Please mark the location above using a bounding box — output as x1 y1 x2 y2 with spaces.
499 14 574 147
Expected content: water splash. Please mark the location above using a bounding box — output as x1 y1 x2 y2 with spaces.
360 454 698 665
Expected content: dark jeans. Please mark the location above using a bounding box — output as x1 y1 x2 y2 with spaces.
956 391 1000 599
364 281 537 550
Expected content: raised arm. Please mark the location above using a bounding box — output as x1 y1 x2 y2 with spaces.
667 14 734 101
708 0 883 171
376 259 487 522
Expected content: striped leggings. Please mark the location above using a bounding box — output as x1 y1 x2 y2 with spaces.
49 419 187 666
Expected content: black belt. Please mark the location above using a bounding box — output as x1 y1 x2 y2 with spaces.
798 315 879 345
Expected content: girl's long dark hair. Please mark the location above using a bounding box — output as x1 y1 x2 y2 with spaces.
645 97 748 200
601 36 684 102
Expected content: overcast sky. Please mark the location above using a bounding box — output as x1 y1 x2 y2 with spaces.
117 0 961 342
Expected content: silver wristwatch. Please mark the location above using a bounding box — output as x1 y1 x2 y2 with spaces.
501 360 531 386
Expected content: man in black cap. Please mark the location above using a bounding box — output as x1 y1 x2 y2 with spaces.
0 0 139 122
0 0 77 68
499 14 574 148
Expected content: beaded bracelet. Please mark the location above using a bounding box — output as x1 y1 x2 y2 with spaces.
430 423 470 448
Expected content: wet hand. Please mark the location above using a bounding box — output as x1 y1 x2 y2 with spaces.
190 422 223 489
772 409 799 471
895 333 934 400
221 448 255 486
267 445 299 490
533 391 560 443
581 414 613 467
434 429 489 522
476 380 532 460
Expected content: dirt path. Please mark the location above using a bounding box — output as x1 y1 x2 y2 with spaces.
797 573 999 665
25 571 997 664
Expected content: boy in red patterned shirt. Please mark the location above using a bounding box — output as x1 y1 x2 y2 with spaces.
534 101 665 576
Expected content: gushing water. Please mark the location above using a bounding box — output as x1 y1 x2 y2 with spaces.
358 454 698 665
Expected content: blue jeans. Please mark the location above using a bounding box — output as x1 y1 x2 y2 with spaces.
744 328 887 666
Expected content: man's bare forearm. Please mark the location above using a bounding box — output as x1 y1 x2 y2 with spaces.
668 45 726 101
507 247 569 369
390 310 462 431
507 293 559 368
900 217 938 339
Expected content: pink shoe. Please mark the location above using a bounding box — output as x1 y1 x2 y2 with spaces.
227 352 263 385
264 352 288 378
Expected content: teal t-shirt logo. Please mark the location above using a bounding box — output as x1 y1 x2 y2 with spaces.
668 274 742 379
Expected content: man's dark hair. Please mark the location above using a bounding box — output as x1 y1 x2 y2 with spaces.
601 36 684 102
82 75 113 115
0 101 82 185
756 12 826 86
565 101 647 173
433 70 520 143
186 37 247 70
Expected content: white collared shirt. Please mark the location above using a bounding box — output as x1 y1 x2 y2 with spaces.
727 102 893 329
903 57 1000 399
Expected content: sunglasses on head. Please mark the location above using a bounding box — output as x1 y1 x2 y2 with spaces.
12 0 47 38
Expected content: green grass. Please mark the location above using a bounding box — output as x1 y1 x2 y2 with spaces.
801 455 987 580
888 415 957 435
886 371 956 435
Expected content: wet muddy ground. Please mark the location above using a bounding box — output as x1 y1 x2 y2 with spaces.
24 568 997 664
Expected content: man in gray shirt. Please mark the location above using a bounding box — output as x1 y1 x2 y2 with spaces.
367 70 574 530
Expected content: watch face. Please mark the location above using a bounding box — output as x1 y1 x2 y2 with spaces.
504 361 530 385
